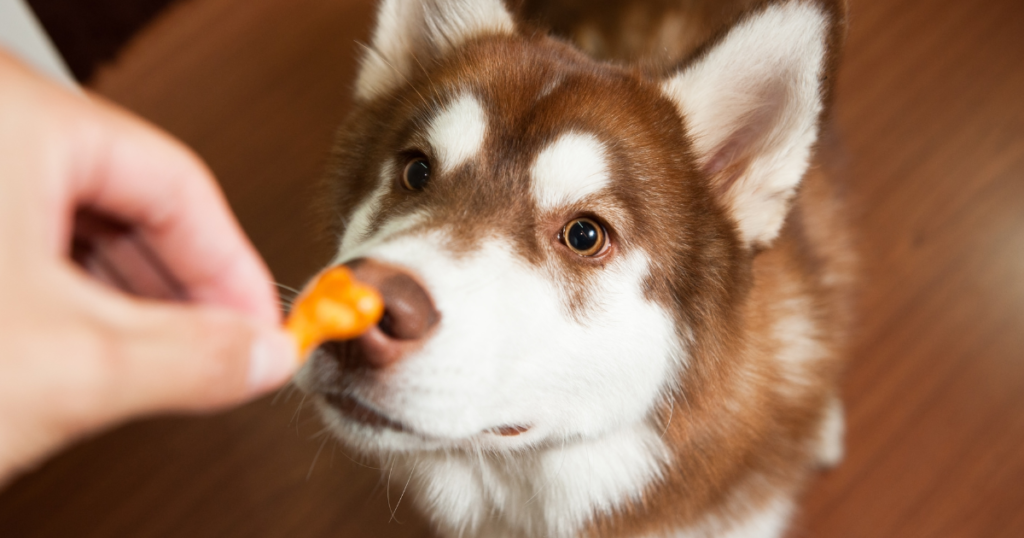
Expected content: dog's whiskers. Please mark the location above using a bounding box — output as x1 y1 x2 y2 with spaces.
335 443 385 471
273 281 302 296
290 393 309 432
273 281 301 314
385 458 397 521
389 458 417 524
660 395 676 439
306 434 331 481
270 380 300 406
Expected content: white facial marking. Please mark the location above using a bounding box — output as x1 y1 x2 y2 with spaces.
305 229 685 537
531 132 611 210
427 93 488 174
341 234 681 442
337 210 426 265
338 163 394 253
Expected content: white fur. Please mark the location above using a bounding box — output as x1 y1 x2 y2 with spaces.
337 93 486 253
716 502 794 538
428 93 488 174
303 228 684 536
303 2 839 536
356 0 514 100
399 421 671 538
332 233 683 445
660 0 828 247
713 498 793 538
815 395 845 467
339 163 393 253
771 292 828 400
652 496 794 538
339 209 426 261
531 132 611 210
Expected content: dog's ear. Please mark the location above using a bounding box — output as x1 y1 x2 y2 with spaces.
661 0 832 248
355 0 515 100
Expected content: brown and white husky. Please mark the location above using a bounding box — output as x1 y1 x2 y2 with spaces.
295 0 854 536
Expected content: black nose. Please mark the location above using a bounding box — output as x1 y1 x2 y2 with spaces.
324 258 439 370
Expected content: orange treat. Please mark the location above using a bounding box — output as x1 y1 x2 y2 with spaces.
285 266 384 361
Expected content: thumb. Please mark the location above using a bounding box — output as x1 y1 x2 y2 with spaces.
98 300 297 418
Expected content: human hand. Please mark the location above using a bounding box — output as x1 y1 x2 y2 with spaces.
0 51 297 485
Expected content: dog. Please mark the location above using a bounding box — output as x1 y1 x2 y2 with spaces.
294 0 853 536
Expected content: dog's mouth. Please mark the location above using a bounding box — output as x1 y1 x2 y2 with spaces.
324 392 409 432
322 392 531 438
490 424 529 436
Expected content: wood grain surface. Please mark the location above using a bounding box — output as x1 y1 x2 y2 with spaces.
1 0 1023 536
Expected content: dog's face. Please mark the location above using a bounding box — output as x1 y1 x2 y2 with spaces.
298 39 711 453
296 0 832 458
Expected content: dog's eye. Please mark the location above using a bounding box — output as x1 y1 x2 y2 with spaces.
562 218 606 257
402 157 431 191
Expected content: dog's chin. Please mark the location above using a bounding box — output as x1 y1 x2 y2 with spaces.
313 393 535 454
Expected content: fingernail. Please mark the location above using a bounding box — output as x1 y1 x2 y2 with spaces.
248 329 298 394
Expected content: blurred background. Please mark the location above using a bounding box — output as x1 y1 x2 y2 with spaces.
1 0 1023 536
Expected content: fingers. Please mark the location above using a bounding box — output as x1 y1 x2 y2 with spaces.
0 52 297 483
87 295 298 419
66 98 281 326
0 51 280 327
0 272 297 482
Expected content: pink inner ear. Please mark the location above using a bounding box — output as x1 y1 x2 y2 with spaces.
704 138 742 178
703 123 758 197
700 81 790 196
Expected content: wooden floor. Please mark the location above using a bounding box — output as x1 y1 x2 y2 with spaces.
2 0 1023 536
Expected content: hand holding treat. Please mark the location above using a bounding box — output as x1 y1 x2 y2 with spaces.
0 51 296 486
285 266 384 360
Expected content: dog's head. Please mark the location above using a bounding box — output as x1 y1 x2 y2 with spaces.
296 0 839 456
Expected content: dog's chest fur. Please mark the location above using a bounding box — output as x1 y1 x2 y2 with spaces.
298 1 853 537
391 167 853 537
399 421 670 538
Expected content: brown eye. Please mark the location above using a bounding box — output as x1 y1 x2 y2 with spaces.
562 218 606 257
402 157 431 191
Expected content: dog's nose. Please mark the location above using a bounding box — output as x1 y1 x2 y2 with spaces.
333 257 440 369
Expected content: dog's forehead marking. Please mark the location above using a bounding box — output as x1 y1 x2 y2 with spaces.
531 132 611 210
427 92 488 174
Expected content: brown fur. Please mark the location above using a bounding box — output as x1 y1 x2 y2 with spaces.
329 34 742 322
583 163 855 537
321 0 852 536
514 0 761 69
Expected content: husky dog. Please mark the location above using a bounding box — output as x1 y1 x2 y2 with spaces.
295 0 853 536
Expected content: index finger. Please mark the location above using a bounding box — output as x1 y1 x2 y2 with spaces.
1 53 281 326
73 96 281 326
